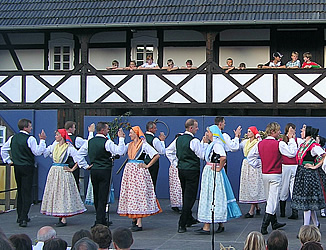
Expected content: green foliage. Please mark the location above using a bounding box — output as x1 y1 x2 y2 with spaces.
108 112 132 139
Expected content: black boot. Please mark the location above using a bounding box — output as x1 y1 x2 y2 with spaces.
271 214 286 230
280 201 286 217
288 208 298 219
261 213 272 235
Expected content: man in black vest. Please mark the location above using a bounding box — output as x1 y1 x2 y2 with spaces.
166 119 208 233
144 121 166 191
1 118 46 227
77 122 126 226
64 121 95 189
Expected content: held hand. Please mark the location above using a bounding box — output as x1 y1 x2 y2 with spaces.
159 132 166 141
304 163 316 169
86 164 93 170
88 123 95 133
39 129 47 140
202 134 209 143
117 128 125 138
63 166 72 172
138 163 149 169
234 126 242 138
210 164 222 172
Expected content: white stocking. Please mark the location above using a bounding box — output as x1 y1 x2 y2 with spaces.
303 210 311 225
311 210 319 227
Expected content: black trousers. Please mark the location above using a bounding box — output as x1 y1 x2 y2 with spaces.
149 163 159 191
14 165 34 222
178 169 200 228
91 168 111 225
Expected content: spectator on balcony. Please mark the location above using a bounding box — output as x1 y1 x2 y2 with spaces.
302 52 321 69
106 60 123 70
162 59 179 72
181 59 197 69
286 51 301 68
262 52 286 69
124 60 138 71
238 62 246 70
222 58 235 73
138 55 160 69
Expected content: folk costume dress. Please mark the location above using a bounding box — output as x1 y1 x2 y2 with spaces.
291 138 326 211
197 125 241 223
239 128 266 204
41 130 86 217
117 126 162 218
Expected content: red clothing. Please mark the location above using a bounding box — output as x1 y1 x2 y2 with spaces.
302 61 320 68
258 139 282 174
281 138 297 165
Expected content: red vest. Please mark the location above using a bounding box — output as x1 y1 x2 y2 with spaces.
281 138 297 165
258 139 282 174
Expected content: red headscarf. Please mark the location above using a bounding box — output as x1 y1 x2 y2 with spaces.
249 126 259 136
57 129 73 144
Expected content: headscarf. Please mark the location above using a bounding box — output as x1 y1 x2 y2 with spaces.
243 126 259 157
205 125 225 162
57 129 73 144
248 126 259 136
127 126 145 159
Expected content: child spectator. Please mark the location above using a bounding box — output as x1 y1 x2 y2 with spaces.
222 58 235 73
112 227 133 250
106 60 122 70
91 224 112 250
43 238 67 250
8 234 32 250
286 51 301 68
263 52 286 68
162 59 179 71
244 231 265 250
124 60 137 71
238 62 246 69
302 52 321 68
298 225 321 245
300 242 323 250
266 230 288 250
71 229 92 249
138 55 160 69
181 59 197 69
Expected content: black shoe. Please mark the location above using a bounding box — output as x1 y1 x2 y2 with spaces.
172 207 182 213
216 225 225 233
270 214 286 230
195 228 210 235
130 225 142 232
186 218 199 227
55 221 67 227
16 218 31 223
245 213 254 218
132 219 137 227
280 201 286 217
261 213 272 235
107 221 113 226
256 208 261 215
288 209 298 220
178 226 187 233
19 220 27 227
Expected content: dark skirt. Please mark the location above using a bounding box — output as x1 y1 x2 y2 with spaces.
291 165 326 211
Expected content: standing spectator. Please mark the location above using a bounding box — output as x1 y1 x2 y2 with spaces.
91 224 112 250
244 231 265 250
43 238 67 250
138 55 160 69
302 52 321 68
222 58 235 73
262 52 286 68
0 118 47 227
286 51 301 68
266 230 288 250
112 227 133 250
298 225 321 245
34 226 56 250
162 59 179 71
8 234 32 250
71 229 92 249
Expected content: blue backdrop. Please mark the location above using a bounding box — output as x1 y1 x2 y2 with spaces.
84 115 326 200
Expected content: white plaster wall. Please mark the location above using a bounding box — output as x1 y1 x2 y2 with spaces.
219 46 270 68
8 33 44 44
90 31 126 43
163 47 206 68
16 50 44 70
164 30 205 41
220 29 270 41
89 48 126 69
0 50 16 70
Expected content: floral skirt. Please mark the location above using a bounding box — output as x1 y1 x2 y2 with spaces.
41 165 86 217
117 161 162 218
239 159 266 204
169 165 182 208
291 165 326 211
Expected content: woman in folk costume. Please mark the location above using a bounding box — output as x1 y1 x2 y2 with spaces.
41 129 86 227
195 125 241 235
166 134 183 213
291 125 326 228
238 126 266 218
117 126 162 232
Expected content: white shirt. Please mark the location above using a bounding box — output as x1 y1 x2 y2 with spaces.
145 131 165 154
140 62 158 68
44 141 79 165
165 131 208 166
76 134 126 169
123 141 158 159
33 241 44 250
67 131 94 149
222 133 239 152
247 136 297 168
1 131 46 164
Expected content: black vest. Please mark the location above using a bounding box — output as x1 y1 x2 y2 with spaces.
144 133 159 166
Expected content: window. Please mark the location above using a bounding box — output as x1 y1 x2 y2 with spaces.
49 39 74 70
136 44 154 66
131 35 158 66
0 126 6 146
